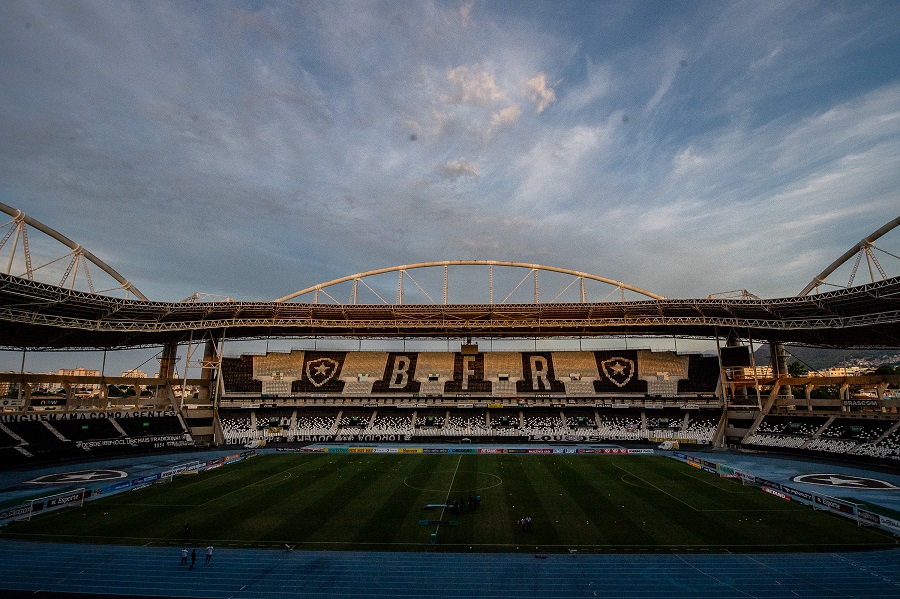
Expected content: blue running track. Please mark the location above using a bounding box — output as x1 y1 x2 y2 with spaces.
1 539 899 598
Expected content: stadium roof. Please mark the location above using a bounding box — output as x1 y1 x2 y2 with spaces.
1 272 898 350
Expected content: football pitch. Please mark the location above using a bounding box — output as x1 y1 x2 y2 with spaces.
2 454 895 553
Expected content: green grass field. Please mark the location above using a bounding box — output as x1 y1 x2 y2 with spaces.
2 454 896 553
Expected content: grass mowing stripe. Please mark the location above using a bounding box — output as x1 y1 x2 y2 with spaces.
353 456 437 546
3 454 896 553
608 458 701 512
433 455 463 538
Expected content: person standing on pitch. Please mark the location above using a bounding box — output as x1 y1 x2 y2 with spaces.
206 544 213 565
180 547 187 565
189 549 197 569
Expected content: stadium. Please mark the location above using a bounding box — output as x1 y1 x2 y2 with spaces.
1 204 899 597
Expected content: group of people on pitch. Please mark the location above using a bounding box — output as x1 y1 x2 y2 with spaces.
518 516 533 531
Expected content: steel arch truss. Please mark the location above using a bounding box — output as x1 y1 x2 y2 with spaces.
800 215 900 296
0 203 146 300
274 260 667 304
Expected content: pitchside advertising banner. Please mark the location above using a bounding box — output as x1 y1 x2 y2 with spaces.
272 445 655 455
275 445 654 455
0 410 176 422
77 434 192 451
0 489 89 523
231 434 413 444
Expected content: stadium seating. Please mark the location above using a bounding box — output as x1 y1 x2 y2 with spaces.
680 412 719 443
596 410 643 440
338 409 375 431
483 352 522 395
413 352 455 395
3 420 63 445
218 349 723 400
219 411 252 443
852 424 900 460
370 410 414 435
445 410 489 436
342 353 388 382
678 355 720 394
637 350 689 396
221 355 263 394
521 410 563 436
295 410 338 436
51 418 121 441
253 351 304 380
564 410 598 432
415 409 446 429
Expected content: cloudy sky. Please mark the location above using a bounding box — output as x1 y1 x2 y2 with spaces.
1 0 899 309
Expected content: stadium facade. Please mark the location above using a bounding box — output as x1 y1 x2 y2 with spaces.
1 206 900 469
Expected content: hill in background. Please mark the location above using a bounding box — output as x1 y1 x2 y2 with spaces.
753 346 900 371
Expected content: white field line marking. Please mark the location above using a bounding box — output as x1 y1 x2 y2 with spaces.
610 461 700 512
199 464 304 506
433 455 463 539
612 462 798 513
2 531 891 549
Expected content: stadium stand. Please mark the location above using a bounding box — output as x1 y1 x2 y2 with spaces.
222 355 263 394
517 352 566 393
4 420 65 446
370 409 415 436
521 409 564 436
342 353 388 385
254 351 303 382
217 349 900 451
413 352 455 395
445 409 489 436
483 352 522 395
593 351 647 394
597 410 643 441
291 352 347 393
822 417 894 442
219 410 252 444
564 409 598 432
0 410 193 465
852 423 900 460
444 354 493 394
415 409 446 429
51 418 121 441
681 412 719 443
295 409 338 436
218 349 724 400
638 350 690 396
338 409 376 432
678 355 720 394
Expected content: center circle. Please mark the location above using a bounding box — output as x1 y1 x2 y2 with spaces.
403 470 503 492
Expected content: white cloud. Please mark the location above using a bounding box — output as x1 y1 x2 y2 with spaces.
442 65 505 106
459 1 475 28
526 72 556 112
0 0 897 309
559 60 612 112
437 158 479 179
491 104 522 128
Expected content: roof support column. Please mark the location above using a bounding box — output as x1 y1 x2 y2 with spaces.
158 341 178 380
769 341 793 400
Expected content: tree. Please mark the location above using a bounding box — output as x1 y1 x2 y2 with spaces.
788 361 808 377
874 364 896 375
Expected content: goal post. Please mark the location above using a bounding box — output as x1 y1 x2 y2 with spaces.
25 487 88 522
